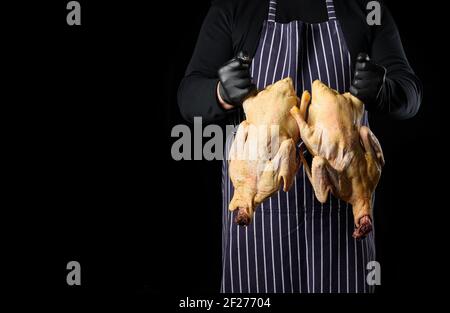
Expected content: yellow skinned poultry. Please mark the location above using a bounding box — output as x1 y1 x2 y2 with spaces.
228 77 302 226
228 78 384 239
290 80 384 238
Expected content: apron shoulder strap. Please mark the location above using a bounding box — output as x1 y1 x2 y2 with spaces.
326 0 337 20
267 0 277 23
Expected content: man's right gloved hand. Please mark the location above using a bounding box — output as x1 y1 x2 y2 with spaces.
217 51 257 107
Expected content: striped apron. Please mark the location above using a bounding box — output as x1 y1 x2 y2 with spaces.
222 0 375 293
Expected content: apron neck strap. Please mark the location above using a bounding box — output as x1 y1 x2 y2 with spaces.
326 0 337 20
267 0 337 22
267 0 277 23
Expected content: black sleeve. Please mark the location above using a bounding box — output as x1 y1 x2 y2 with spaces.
370 5 423 119
177 0 237 124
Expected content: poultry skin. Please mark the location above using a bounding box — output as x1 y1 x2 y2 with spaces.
228 77 302 225
290 80 385 238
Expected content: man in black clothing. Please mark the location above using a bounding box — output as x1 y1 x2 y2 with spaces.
179 0 421 122
178 0 421 293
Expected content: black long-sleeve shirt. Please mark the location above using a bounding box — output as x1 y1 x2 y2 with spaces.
178 0 422 123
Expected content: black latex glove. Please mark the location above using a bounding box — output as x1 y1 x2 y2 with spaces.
218 51 257 107
350 53 387 110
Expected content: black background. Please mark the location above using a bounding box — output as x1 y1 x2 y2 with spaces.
11 0 446 309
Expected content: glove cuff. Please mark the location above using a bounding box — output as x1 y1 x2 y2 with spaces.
217 82 235 109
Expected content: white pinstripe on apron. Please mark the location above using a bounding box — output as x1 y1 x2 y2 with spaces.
222 0 375 293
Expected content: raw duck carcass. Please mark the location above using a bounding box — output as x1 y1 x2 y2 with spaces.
290 80 385 238
228 77 303 226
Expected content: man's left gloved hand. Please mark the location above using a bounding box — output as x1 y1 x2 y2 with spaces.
350 53 387 110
